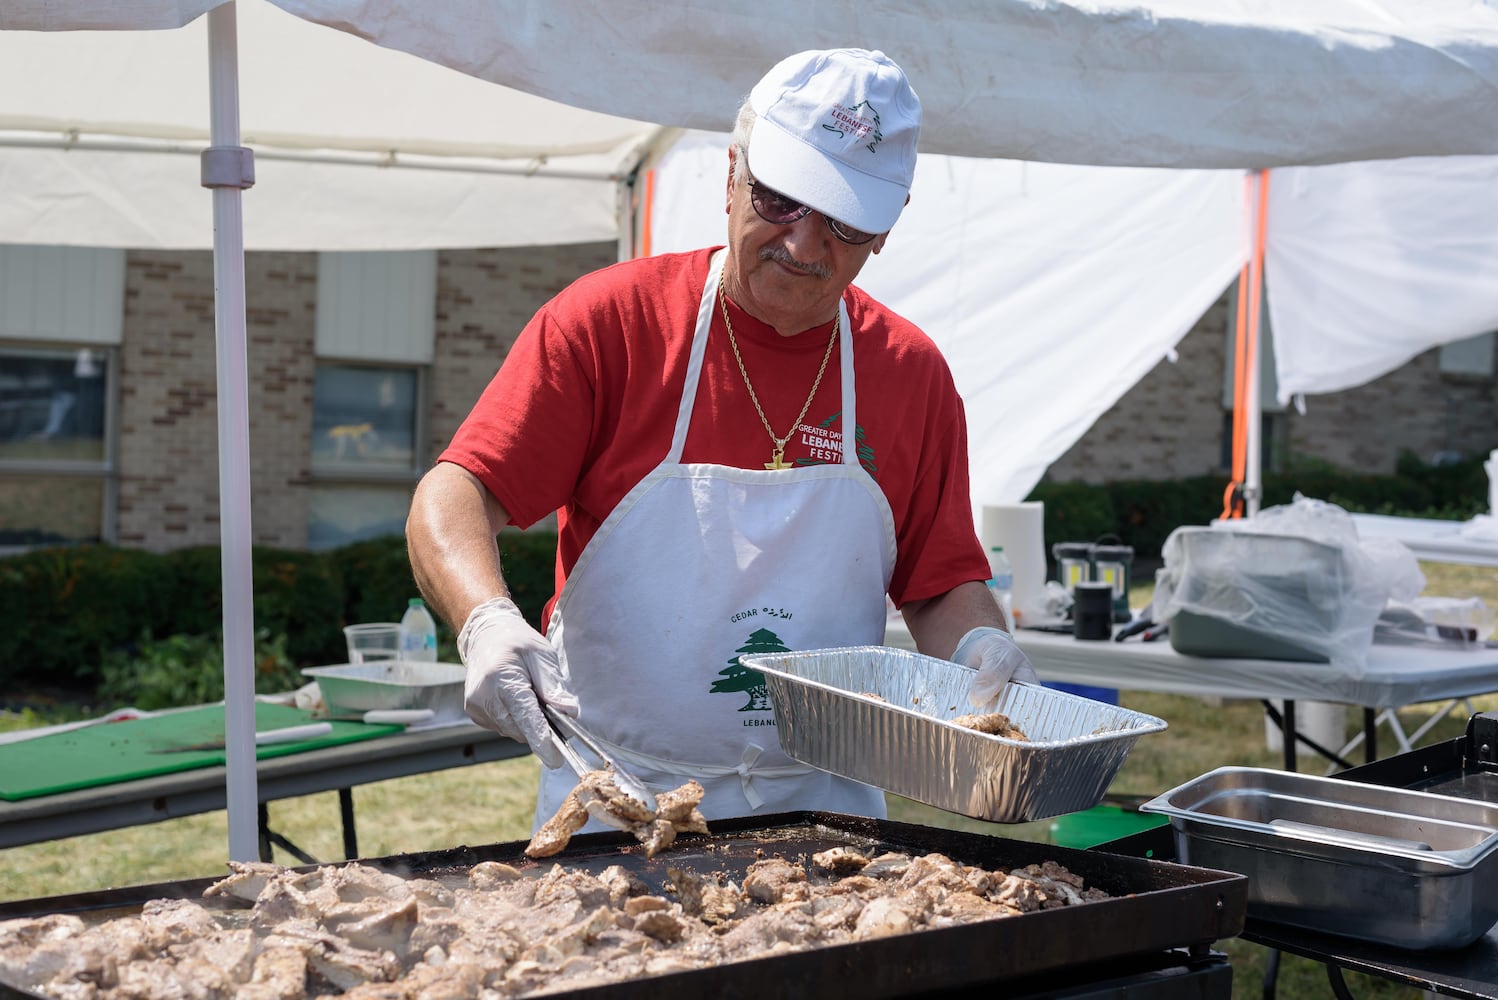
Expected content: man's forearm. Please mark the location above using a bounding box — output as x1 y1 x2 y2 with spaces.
406 461 513 635
900 580 1007 660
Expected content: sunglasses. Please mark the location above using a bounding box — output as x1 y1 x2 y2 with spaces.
746 173 880 246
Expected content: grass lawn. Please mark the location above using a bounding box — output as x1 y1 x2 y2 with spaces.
2 560 1496 998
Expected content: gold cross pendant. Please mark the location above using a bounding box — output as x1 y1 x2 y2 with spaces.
765 447 790 471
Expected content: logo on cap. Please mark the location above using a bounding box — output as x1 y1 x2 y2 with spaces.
823 101 883 154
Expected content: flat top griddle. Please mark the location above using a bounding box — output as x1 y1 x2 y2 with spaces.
0 811 1246 1000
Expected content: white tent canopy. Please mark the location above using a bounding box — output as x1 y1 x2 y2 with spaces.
6 0 1498 858
0 0 662 249
9 1 1498 250
268 0 1498 169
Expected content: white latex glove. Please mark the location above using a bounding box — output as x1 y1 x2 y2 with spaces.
952 626 1039 712
457 596 579 769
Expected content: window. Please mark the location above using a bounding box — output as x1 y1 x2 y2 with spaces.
307 363 422 549
1438 332 1495 378
311 365 419 473
308 250 437 550
0 346 115 548
0 246 124 550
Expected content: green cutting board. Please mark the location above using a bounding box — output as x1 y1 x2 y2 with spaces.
0 703 402 801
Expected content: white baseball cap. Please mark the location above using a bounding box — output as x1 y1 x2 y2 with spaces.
747 48 921 236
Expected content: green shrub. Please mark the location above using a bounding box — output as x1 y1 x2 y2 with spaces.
252 547 348 667
1104 475 1224 556
1028 481 1116 551
97 627 301 712
0 532 563 695
498 531 559 631
0 544 176 691
160 546 228 637
328 535 421 630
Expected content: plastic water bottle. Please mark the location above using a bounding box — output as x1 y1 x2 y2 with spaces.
398 597 438 661
987 545 1014 631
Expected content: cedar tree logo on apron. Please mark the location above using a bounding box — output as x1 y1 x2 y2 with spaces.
709 626 790 712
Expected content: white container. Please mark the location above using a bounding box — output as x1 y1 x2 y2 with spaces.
302 661 466 721
399 598 438 661
1487 448 1498 515
1263 699 1347 757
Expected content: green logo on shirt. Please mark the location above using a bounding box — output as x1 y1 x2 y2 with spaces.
709 627 788 712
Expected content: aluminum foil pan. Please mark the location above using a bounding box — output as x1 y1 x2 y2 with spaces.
1140 765 1498 949
743 646 1167 823
301 661 466 722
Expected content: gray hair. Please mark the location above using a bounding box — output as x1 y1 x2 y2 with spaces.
731 99 756 186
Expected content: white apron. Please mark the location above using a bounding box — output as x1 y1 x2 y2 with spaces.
535 250 898 832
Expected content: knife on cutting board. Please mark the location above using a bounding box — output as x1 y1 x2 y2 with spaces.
149 721 334 754
311 709 437 725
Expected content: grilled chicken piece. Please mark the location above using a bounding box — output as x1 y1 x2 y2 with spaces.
951 711 1028 740
812 846 870 874
202 859 284 902
653 780 705 824
577 769 655 826
528 772 710 859
742 857 808 904
526 785 592 858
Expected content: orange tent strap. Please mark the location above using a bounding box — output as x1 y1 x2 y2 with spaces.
1222 171 1268 520
637 168 656 259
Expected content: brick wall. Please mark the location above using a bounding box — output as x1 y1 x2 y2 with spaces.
1048 287 1498 485
119 250 317 551
1287 350 1498 472
430 244 617 459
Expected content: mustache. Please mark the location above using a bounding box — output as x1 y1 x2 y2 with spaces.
758 245 833 280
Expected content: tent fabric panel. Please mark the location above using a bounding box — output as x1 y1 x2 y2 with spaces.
1267 156 1498 402
0 145 623 250
273 0 1498 169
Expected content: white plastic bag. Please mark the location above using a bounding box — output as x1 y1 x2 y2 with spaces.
1154 495 1422 671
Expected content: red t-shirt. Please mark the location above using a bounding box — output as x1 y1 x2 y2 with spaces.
440 248 989 625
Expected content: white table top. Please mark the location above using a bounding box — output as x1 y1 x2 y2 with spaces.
883 621 1498 710
1350 512 1498 567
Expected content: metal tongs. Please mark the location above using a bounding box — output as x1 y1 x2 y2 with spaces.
543 703 658 817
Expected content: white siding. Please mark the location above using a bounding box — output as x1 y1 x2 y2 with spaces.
315 251 437 363
0 245 125 345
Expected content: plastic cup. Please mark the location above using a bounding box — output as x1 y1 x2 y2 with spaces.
344 622 401 664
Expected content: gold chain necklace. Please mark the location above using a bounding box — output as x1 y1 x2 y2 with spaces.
718 277 839 470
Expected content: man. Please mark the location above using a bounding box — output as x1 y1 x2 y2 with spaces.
407 48 1036 830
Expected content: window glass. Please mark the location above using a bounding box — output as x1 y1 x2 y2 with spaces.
307 484 410 550
310 365 417 472
0 476 104 547
0 348 108 462
1438 332 1495 377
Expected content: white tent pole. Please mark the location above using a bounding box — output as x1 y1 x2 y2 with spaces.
205 1 259 863
1244 170 1268 518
